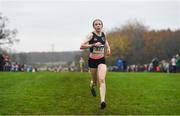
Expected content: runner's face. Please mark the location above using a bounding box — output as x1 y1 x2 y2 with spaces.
93 20 103 32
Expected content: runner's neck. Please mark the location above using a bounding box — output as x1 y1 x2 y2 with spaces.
94 31 102 36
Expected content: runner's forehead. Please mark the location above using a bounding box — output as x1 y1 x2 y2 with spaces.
94 20 102 24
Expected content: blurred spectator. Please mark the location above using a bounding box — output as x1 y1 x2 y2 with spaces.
152 57 159 72
116 58 124 71
0 54 5 71
171 56 176 73
79 57 85 72
176 54 180 72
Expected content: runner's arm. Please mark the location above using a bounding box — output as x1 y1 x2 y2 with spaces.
80 33 94 49
105 33 111 56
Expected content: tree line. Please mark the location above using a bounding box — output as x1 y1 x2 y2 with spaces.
106 20 180 65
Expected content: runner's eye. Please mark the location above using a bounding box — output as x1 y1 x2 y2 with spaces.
95 23 101 26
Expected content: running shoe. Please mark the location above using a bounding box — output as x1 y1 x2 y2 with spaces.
100 102 106 109
90 83 96 97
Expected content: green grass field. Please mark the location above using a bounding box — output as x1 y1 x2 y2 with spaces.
0 72 180 115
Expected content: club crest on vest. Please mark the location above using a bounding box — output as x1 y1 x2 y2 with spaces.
94 38 97 41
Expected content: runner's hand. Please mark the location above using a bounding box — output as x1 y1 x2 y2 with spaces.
94 42 101 47
106 48 111 56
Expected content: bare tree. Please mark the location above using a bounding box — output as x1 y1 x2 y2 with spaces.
0 13 19 46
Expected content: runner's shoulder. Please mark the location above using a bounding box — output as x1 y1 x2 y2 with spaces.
102 31 106 36
86 32 94 40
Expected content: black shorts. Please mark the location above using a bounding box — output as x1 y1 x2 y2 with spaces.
88 57 106 68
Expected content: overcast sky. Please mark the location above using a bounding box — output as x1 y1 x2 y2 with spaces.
0 0 180 52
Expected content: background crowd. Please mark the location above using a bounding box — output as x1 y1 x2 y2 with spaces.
0 52 179 73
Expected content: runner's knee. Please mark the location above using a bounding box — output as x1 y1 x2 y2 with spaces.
99 78 105 84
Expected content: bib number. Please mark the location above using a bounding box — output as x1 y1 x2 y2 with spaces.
92 45 105 55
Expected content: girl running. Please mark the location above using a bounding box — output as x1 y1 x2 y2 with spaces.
80 19 111 109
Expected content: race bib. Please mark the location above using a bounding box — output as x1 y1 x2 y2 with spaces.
92 45 105 56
